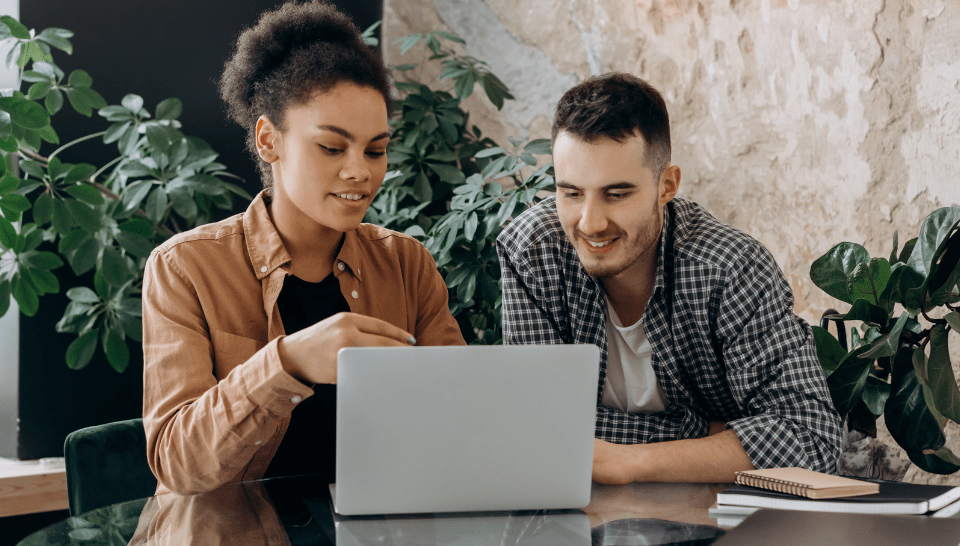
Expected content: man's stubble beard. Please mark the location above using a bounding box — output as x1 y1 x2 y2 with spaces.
576 198 663 280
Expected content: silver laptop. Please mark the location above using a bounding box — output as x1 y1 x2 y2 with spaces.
333 344 600 516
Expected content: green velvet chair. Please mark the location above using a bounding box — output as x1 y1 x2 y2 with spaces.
63 418 158 516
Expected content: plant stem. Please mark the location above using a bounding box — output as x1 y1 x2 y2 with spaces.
85 180 176 238
921 307 948 325
215 171 245 182
89 156 123 184
18 149 47 165
47 131 107 164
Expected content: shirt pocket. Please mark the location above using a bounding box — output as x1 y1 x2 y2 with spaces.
209 330 263 379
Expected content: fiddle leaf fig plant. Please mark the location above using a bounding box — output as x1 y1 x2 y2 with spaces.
366 30 555 344
0 17 248 373
810 206 960 474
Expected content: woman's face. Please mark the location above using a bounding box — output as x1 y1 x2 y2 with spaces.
257 82 389 235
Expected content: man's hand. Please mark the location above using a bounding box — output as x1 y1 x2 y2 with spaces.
278 312 414 384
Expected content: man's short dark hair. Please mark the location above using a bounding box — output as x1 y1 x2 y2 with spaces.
552 72 671 178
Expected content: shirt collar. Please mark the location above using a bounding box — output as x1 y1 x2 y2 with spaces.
242 190 366 282
243 191 291 280
335 229 364 282
652 201 674 294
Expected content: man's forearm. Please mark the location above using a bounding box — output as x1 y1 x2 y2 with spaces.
593 429 755 484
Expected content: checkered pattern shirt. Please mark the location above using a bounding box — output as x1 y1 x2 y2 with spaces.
496 196 843 472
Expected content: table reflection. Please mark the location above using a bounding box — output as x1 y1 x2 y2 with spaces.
18 475 728 545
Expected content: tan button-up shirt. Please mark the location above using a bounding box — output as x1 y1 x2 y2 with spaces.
142 192 465 496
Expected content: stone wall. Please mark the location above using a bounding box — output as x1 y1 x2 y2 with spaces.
383 0 960 484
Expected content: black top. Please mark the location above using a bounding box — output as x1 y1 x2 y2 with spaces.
264 273 350 482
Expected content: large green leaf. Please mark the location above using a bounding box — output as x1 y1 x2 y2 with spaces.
66 286 100 304
847 257 890 306
155 98 182 120
68 238 98 275
0 15 30 39
886 347 945 454
65 330 97 370
861 374 891 415
102 328 129 373
811 325 847 377
0 280 9 317
100 246 130 287
0 96 50 129
859 312 909 359
64 199 101 232
907 207 960 277
810 243 871 303
926 323 960 425
905 447 960 475
927 229 960 307
12 275 39 316
26 268 59 294
63 183 105 206
23 250 63 270
828 299 888 326
946 312 960 333
50 198 75 236
115 232 155 259
826 345 874 418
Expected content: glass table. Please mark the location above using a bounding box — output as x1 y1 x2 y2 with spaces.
17 475 728 545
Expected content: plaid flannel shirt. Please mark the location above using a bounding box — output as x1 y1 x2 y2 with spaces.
496 196 843 472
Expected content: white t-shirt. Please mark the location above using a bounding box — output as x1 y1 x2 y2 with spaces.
600 299 667 414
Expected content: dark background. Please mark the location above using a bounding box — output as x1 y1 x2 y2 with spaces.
3 0 382 459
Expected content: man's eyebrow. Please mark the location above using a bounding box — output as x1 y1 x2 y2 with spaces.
555 181 639 191
317 125 390 143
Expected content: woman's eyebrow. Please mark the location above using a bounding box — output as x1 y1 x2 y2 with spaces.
316 125 390 143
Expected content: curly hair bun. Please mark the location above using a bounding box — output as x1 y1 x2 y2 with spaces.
219 0 391 186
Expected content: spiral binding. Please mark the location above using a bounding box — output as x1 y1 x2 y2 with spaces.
735 474 811 498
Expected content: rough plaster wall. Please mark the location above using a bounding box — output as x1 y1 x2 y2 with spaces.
384 0 960 484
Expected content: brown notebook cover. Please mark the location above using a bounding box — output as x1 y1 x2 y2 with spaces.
734 468 879 500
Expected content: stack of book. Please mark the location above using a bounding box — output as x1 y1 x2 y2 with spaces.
711 467 960 528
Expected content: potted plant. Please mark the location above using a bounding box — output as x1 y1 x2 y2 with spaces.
810 206 960 474
370 30 554 344
0 15 248 373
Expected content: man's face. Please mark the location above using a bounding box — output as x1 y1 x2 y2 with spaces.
553 131 674 281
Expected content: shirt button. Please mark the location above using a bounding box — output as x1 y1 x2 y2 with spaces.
351 290 358 299
291 395 302 404
254 440 262 446
260 266 267 273
337 262 345 271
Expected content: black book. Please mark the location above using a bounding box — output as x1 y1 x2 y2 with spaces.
716 481 960 515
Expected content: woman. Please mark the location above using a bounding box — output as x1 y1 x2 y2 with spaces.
142 0 465 496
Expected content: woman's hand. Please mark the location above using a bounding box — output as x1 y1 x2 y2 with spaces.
277 312 414 384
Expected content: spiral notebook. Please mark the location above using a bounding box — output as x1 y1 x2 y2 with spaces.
733 468 879 499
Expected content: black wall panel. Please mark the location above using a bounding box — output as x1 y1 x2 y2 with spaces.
3 0 382 459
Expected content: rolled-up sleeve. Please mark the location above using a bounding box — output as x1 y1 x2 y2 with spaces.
142 249 312 495
718 243 843 473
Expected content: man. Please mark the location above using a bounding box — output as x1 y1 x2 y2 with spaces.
496 73 842 484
